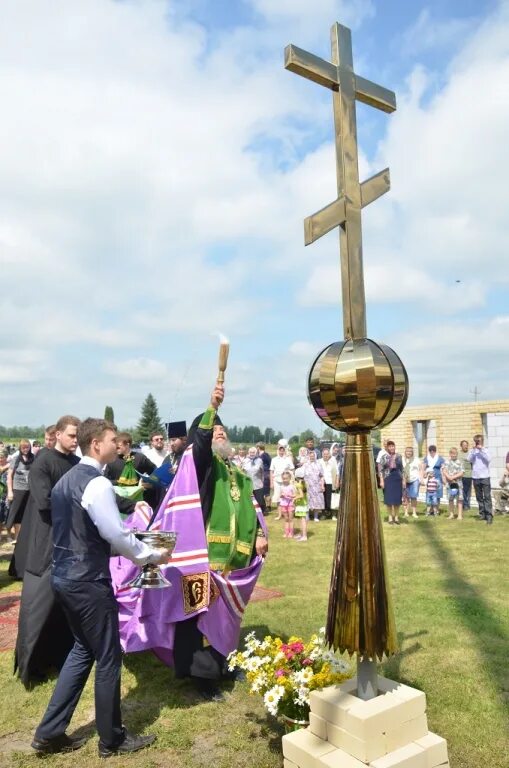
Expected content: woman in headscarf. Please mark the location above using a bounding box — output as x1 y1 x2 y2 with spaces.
420 445 445 514
303 450 325 522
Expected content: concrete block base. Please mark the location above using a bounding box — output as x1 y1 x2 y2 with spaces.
281 676 449 768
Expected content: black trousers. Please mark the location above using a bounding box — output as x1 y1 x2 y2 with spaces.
174 616 224 680
35 577 123 748
462 476 473 509
473 478 492 518
253 488 266 515
323 484 333 518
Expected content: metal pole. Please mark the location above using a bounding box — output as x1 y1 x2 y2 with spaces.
356 656 378 700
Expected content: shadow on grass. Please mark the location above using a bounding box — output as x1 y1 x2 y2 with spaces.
119 624 274 732
414 522 508 691
245 710 285 753
383 629 428 682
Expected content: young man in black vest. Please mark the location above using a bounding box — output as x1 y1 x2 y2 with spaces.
32 418 171 757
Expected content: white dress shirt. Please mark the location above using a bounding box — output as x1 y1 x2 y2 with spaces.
318 457 338 486
141 446 168 468
80 456 160 565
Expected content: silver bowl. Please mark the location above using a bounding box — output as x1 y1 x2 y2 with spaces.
126 529 177 589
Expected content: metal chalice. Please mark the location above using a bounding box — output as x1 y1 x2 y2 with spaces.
126 529 177 589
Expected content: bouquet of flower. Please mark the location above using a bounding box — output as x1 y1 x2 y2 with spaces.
227 627 352 722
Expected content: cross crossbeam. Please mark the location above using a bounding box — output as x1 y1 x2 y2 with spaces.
285 23 396 340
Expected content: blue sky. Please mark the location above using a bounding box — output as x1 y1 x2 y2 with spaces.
0 0 508 435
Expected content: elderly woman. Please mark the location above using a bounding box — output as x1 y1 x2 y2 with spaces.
379 440 404 525
420 445 445 515
303 450 325 522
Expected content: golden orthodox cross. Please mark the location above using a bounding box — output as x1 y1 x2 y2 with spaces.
285 22 396 341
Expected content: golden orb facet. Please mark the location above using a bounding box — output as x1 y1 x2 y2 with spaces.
308 338 408 433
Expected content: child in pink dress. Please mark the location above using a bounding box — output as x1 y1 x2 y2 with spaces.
279 470 296 538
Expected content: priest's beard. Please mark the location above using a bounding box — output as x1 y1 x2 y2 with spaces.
212 439 233 460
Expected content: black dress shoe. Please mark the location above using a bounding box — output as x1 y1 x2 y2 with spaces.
222 667 246 682
486 515 493 525
31 734 86 754
194 678 225 702
98 732 156 758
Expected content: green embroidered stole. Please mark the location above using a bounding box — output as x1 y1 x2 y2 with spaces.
117 455 138 486
206 455 257 573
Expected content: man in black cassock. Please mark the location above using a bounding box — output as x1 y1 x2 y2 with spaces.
15 417 140 687
15 416 81 686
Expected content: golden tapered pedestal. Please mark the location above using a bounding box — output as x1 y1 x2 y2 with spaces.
328 433 397 660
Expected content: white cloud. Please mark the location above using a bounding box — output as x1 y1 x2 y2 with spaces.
400 8 476 56
0 350 48 383
302 262 487 312
103 358 169 381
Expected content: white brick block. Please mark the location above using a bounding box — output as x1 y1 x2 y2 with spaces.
309 712 328 740
340 676 426 721
317 748 368 768
341 693 410 741
282 728 335 768
284 760 299 768
414 732 448 768
327 721 386 763
377 678 427 720
337 677 359 696
385 714 428 752
370 743 427 768
310 687 359 727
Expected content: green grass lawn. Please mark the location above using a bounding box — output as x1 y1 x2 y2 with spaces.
0 510 508 768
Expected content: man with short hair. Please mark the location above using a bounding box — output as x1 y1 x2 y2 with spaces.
305 437 321 459
32 418 170 757
142 432 168 467
468 434 493 524
44 426 57 450
459 440 473 511
256 442 271 505
105 432 156 483
14 416 81 686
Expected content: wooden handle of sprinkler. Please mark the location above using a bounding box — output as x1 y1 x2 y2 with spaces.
217 342 229 384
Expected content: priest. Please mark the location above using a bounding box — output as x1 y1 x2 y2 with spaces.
112 382 268 700
14 415 81 686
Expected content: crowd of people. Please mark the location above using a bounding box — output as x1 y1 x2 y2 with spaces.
4 429 508 552
376 436 509 525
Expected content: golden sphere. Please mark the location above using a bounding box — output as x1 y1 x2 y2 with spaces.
308 338 408 432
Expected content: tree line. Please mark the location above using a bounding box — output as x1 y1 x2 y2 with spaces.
1 394 356 446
